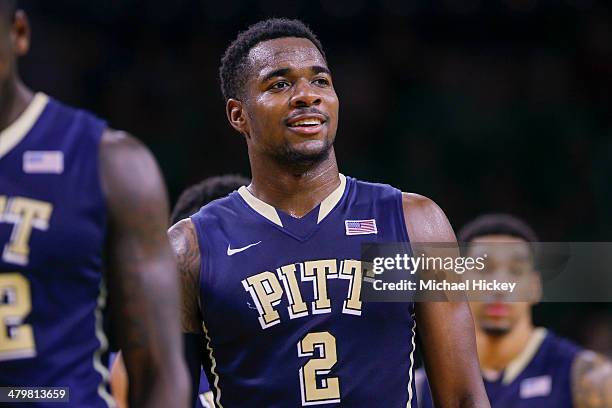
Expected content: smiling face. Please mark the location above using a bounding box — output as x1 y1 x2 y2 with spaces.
226 37 339 168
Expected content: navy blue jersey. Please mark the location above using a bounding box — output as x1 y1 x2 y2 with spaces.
416 328 581 408
0 94 113 407
191 175 418 408
195 369 212 408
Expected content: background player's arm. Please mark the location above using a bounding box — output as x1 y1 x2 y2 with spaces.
168 218 205 406
110 352 129 408
101 130 189 408
402 193 490 408
572 350 612 408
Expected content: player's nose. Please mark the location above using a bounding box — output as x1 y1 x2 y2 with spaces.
289 78 322 108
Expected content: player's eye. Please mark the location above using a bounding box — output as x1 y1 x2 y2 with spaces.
270 81 290 90
313 77 330 86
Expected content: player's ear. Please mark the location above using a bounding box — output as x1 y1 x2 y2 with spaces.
11 10 30 57
226 98 249 138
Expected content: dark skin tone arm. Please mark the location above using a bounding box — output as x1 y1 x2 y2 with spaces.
101 129 189 408
168 218 204 405
572 350 612 408
403 193 490 408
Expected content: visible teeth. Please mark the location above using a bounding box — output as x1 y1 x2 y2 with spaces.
290 118 322 126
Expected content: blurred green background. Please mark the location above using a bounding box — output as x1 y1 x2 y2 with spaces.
19 0 611 355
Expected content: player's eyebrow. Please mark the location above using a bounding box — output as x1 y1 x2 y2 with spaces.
261 65 331 82
311 65 331 75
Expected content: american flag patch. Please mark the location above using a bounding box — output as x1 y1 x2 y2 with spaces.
345 219 377 235
520 375 551 399
23 151 64 174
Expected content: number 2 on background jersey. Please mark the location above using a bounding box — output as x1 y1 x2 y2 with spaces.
0 273 36 361
298 331 341 406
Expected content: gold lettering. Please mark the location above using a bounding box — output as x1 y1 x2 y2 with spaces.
242 271 284 329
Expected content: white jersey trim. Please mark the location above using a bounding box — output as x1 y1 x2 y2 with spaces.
93 279 116 407
406 311 417 407
0 92 48 160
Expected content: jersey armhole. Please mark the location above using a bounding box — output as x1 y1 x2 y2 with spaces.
395 189 412 244
189 214 210 316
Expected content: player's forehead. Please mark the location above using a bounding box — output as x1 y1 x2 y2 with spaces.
467 234 532 262
247 37 327 80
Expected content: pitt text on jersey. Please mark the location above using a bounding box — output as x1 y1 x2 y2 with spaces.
242 259 363 330
0 195 53 267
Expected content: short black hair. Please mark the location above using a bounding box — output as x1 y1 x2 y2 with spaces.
458 213 539 243
219 18 326 101
170 174 250 224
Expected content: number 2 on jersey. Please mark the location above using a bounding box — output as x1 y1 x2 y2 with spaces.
298 331 341 406
0 273 36 361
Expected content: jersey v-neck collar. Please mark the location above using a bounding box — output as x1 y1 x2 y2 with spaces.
237 173 347 240
0 93 49 160
501 327 547 384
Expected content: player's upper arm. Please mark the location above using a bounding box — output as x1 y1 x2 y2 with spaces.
572 350 612 408
402 192 457 244
100 129 189 407
402 193 489 408
168 218 203 334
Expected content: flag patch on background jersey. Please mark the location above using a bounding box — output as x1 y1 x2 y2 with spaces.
23 151 64 174
520 375 552 399
345 219 377 235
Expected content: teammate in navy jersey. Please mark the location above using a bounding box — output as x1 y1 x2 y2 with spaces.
111 174 250 408
416 214 612 408
0 2 188 407
170 18 489 407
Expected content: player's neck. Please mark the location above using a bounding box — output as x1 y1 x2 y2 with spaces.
248 149 340 218
477 315 535 373
0 80 33 132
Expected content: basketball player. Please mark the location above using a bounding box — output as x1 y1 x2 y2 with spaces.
0 3 188 407
111 174 250 408
172 18 490 407
416 214 612 407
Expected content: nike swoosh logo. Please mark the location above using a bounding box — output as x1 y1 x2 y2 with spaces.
227 241 262 256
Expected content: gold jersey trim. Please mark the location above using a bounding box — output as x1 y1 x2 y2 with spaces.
0 93 49 160
237 174 347 227
502 327 547 384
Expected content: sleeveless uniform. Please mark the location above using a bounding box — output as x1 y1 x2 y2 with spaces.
0 93 114 407
416 328 581 408
191 175 418 408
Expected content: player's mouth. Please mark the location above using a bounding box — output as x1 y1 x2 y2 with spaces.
484 302 511 317
285 113 327 135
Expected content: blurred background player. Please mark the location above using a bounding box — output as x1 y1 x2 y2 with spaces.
416 214 612 408
0 2 188 407
110 174 249 408
173 18 489 407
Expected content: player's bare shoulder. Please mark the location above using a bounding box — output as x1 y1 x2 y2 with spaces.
401 192 456 243
168 218 201 278
572 350 612 408
99 129 166 201
168 218 203 333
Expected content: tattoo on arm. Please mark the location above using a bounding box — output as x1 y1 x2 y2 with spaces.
168 218 203 334
572 350 612 408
